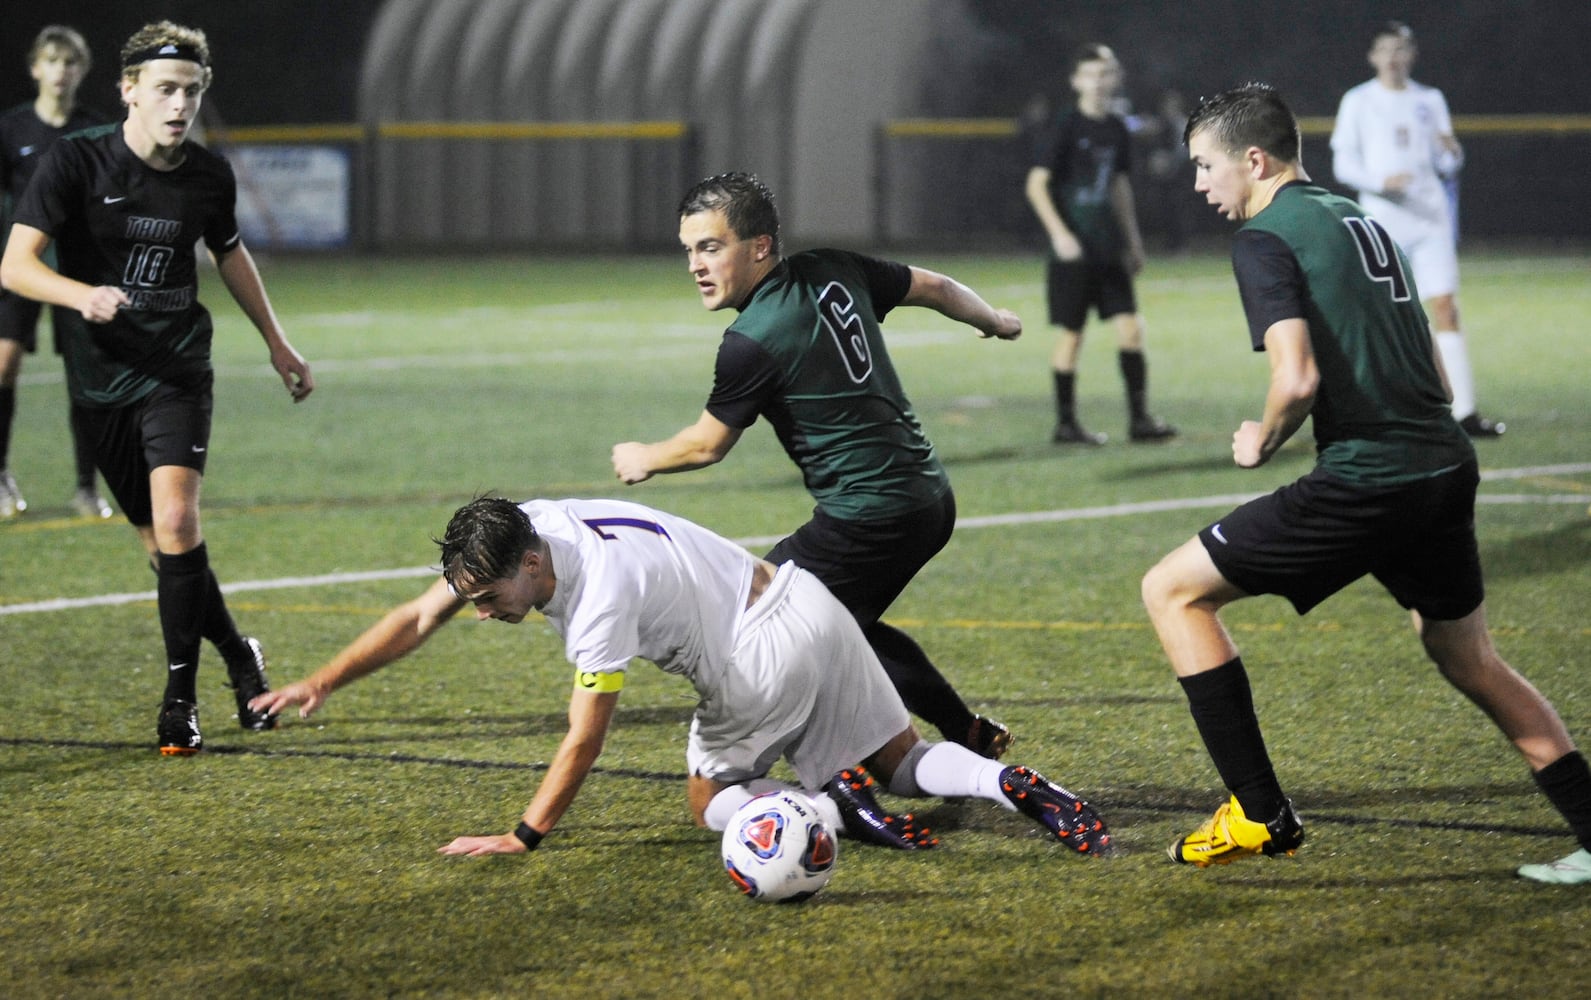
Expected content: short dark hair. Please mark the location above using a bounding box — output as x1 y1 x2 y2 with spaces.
1071 43 1116 73
678 171 781 256
1373 20 1415 45
437 497 540 593
1182 83 1301 164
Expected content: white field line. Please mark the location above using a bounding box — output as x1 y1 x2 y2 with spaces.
3 464 1586 618
15 326 971 387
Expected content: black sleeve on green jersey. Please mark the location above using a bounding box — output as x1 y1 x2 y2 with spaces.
836 250 912 320
705 330 781 430
1232 228 1306 351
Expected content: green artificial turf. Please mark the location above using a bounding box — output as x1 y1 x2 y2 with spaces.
2 249 1586 998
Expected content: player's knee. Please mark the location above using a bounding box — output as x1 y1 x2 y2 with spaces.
1140 558 1179 618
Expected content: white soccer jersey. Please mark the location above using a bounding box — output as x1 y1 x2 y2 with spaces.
1331 78 1458 236
524 498 754 683
524 497 907 787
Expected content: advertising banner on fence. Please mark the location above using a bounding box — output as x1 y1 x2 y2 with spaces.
231 145 350 250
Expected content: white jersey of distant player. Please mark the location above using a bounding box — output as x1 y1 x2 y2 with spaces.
524 498 754 683
1331 78 1460 239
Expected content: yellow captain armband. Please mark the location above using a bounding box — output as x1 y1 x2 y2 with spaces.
574 669 625 694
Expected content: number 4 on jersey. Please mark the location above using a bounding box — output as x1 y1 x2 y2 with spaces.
1342 216 1411 302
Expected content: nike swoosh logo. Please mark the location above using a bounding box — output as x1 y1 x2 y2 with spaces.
104 195 127 204
191 445 206 453
169 663 189 672
1212 524 1228 544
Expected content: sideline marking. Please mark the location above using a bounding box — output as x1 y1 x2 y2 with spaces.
2 465 1587 617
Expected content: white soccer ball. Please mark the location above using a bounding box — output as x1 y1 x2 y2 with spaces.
721 790 838 903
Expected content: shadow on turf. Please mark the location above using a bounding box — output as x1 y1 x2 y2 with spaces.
1479 516 1591 581
1100 448 1314 481
15 733 1569 843
1109 784 1568 839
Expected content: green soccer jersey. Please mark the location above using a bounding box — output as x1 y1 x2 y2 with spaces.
704 249 949 521
1234 182 1473 485
12 123 241 407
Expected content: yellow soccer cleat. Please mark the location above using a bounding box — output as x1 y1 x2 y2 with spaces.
1169 794 1304 867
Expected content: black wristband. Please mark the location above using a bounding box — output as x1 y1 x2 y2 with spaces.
513 821 544 851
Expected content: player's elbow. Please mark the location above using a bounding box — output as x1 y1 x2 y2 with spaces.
563 728 608 768
674 439 728 470
679 420 740 467
1280 368 1319 409
698 437 735 465
1023 167 1050 201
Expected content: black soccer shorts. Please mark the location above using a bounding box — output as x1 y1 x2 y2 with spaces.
1199 462 1484 621
1046 255 1137 330
77 377 215 527
0 291 44 353
764 488 956 628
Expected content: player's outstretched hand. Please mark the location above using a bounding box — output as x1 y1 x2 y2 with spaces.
250 679 328 720
438 833 526 856
980 308 1022 341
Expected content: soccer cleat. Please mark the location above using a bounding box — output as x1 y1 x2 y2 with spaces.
1051 422 1107 446
1000 765 1112 854
1517 848 1591 885
822 766 938 850
0 470 26 518
225 636 277 732
157 699 203 755
71 488 114 520
1168 794 1303 867
967 714 1012 759
1129 415 1178 442
1459 413 1505 438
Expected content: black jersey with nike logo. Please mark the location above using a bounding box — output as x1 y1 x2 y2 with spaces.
13 122 241 406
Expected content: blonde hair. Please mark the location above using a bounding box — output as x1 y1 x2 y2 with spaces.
120 21 212 91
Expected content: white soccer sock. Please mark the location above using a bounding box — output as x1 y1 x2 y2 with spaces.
703 778 808 831
911 741 1016 811
703 785 757 831
1435 331 1476 419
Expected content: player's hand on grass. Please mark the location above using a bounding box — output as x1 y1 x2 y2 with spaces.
250 679 328 720
438 833 525 856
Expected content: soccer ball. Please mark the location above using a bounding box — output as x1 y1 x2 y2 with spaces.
721 790 838 903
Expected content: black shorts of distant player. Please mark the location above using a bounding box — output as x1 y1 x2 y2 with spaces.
1046 255 1137 330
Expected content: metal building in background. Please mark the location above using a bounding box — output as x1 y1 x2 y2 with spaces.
357 0 941 249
